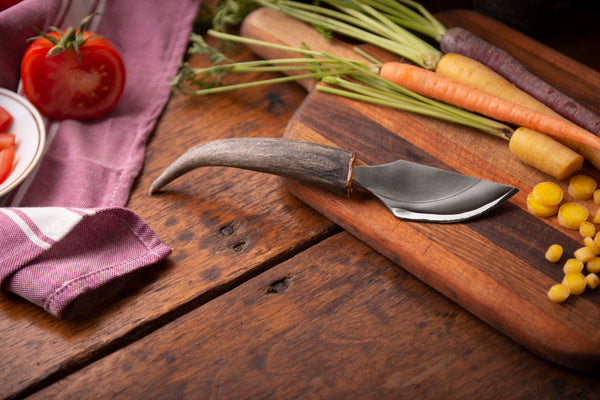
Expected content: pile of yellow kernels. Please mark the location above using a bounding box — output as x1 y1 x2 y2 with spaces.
526 175 600 303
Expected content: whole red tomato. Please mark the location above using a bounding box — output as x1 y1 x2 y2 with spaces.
21 24 126 120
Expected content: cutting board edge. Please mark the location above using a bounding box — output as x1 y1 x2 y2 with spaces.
281 175 600 374
275 8 600 374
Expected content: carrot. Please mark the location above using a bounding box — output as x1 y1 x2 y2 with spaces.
435 53 600 172
379 62 600 152
436 53 552 116
508 128 582 180
238 7 589 178
440 26 600 136
249 0 600 138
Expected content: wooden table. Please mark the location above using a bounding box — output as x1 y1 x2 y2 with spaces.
3 5 600 400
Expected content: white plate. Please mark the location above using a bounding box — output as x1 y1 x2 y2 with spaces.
0 88 46 198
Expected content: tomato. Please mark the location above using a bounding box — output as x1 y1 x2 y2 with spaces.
21 30 126 120
0 145 14 185
0 106 12 131
0 133 15 150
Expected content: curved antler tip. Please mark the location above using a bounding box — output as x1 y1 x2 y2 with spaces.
149 173 170 195
148 182 161 195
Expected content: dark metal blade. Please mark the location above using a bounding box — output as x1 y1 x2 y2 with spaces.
353 160 518 223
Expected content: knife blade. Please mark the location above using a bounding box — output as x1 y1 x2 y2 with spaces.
149 138 517 223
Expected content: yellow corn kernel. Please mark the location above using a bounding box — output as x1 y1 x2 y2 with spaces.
568 174 597 200
586 273 600 289
584 236 600 255
574 246 596 263
545 244 563 262
562 272 587 295
593 210 600 224
587 257 600 273
557 202 589 230
527 192 558 218
563 258 584 274
594 190 600 205
532 182 563 206
595 231 600 248
579 221 596 238
547 283 570 303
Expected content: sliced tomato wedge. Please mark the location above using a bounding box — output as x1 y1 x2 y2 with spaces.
0 145 15 185
0 106 13 132
0 133 15 151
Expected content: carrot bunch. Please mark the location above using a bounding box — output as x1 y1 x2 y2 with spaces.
251 0 600 138
241 0 600 178
180 2 600 180
378 62 600 152
176 29 514 139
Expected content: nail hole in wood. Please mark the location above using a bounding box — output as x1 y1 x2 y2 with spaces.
266 276 291 294
219 222 236 236
231 240 246 252
266 92 284 114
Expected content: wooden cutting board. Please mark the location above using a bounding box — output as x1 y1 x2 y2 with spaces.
241 8 600 373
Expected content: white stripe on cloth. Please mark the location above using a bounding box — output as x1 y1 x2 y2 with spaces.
1 207 91 250
21 207 92 241
1 209 53 250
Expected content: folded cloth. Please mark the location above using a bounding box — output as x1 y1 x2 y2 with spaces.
0 0 200 317
0 207 172 318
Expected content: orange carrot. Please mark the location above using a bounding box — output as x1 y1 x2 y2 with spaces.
379 62 600 152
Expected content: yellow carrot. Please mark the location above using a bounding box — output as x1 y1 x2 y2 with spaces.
568 174 597 200
379 62 600 152
557 202 589 230
436 53 543 111
532 182 563 206
508 127 583 180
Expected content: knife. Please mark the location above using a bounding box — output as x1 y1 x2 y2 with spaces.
149 138 517 223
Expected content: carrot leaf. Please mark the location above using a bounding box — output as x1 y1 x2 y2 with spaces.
174 30 512 140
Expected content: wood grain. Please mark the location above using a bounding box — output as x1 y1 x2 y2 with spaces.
28 232 600 400
242 9 600 371
5 7 600 399
0 45 338 400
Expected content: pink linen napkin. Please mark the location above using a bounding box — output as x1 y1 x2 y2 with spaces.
0 207 171 318
0 0 200 317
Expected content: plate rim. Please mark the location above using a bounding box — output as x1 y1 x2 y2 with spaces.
0 87 47 198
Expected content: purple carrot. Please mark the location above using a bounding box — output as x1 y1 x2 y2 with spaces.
440 26 600 136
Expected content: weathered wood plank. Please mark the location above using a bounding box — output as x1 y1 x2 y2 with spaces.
27 233 600 400
0 45 337 400
240 8 600 370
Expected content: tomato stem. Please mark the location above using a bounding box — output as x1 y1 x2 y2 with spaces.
47 26 76 57
31 13 106 65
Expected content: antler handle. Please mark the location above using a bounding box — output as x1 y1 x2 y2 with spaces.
149 138 356 197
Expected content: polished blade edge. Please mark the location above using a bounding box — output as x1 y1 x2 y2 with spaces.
389 187 518 223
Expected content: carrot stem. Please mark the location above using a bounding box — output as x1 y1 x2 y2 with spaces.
252 0 440 68
177 30 512 139
319 76 512 138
